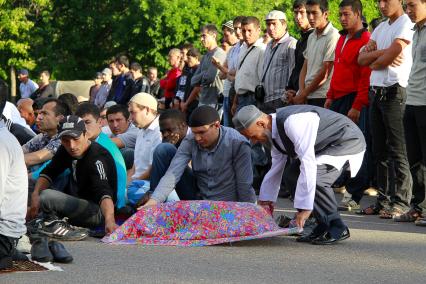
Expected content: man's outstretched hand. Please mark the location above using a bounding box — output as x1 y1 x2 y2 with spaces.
295 209 312 229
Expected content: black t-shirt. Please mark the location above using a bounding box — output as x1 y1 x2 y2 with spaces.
40 142 117 204
287 29 314 91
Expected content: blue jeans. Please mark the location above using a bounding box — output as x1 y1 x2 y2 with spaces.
222 96 232 127
237 93 257 111
150 143 199 200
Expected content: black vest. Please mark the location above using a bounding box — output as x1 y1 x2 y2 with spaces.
274 105 365 158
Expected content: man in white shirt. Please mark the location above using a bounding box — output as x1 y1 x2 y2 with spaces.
0 80 28 269
18 69 39 99
233 105 366 245
126 92 161 184
231 16 266 114
358 0 414 218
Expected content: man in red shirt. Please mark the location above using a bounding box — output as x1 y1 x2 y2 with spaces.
324 0 371 211
160 49 182 108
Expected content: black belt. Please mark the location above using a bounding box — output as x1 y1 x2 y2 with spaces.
370 84 399 94
238 91 255 97
370 84 400 101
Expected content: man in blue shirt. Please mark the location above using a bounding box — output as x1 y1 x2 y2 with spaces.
142 106 256 207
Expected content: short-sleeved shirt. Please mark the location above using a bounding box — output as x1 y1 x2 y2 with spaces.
22 133 61 155
370 15 414 88
303 22 340 99
190 47 227 105
109 123 139 149
132 116 162 179
235 40 266 94
406 23 426 105
19 79 39 99
223 42 243 97
96 132 127 208
0 121 28 238
263 33 297 102
40 142 117 204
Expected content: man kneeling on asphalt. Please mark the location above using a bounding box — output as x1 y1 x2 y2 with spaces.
142 105 256 207
29 115 118 240
232 105 366 245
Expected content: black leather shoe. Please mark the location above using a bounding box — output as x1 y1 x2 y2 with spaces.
296 231 322 243
311 228 350 245
12 250 29 261
31 237 53 262
49 241 73 263
0 256 13 270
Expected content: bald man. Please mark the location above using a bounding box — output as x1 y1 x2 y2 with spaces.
17 98 36 129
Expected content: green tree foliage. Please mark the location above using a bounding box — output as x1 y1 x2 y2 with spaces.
0 0 381 81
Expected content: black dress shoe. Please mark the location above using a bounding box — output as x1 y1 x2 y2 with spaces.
0 256 13 270
311 228 350 245
296 231 323 243
12 250 29 261
49 241 73 263
31 237 53 262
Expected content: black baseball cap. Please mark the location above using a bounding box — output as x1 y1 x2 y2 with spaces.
58 115 86 138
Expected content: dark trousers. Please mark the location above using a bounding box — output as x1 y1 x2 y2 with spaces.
149 143 198 200
260 98 287 114
237 92 257 111
307 98 326 107
40 189 104 228
285 160 347 238
330 93 370 203
369 86 412 209
404 105 426 212
120 148 134 170
0 234 17 260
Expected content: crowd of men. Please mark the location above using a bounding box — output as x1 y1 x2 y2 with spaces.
1 0 426 270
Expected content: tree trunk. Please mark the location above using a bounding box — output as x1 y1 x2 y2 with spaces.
10 66 16 104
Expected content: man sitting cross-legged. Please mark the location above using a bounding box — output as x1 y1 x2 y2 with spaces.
29 115 118 240
75 102 127 209
142 105 256 207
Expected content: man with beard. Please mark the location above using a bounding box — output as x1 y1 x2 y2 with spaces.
232 105 366 245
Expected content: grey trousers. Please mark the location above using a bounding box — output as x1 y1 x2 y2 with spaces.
40 189 104 228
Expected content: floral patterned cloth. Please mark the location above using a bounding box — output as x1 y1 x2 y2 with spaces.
102 201 301 246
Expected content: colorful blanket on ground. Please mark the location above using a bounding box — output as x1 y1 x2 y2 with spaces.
102 200 301 246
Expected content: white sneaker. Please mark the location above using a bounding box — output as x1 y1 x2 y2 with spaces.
16 234 31 254
340 191 353 204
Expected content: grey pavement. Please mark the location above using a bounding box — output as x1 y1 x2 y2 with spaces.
3 195 426 284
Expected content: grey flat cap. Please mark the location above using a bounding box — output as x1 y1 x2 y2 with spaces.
232 105 263 131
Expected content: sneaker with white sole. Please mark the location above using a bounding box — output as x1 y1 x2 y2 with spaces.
38 218 88 241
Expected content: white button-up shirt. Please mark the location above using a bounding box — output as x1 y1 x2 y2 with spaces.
132 116 162 179
259 113 364 210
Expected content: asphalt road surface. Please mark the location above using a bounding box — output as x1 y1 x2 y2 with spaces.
3 195 426 284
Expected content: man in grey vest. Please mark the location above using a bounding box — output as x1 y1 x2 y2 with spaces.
233 105 366 245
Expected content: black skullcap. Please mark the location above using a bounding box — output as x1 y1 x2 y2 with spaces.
188 105 220 127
